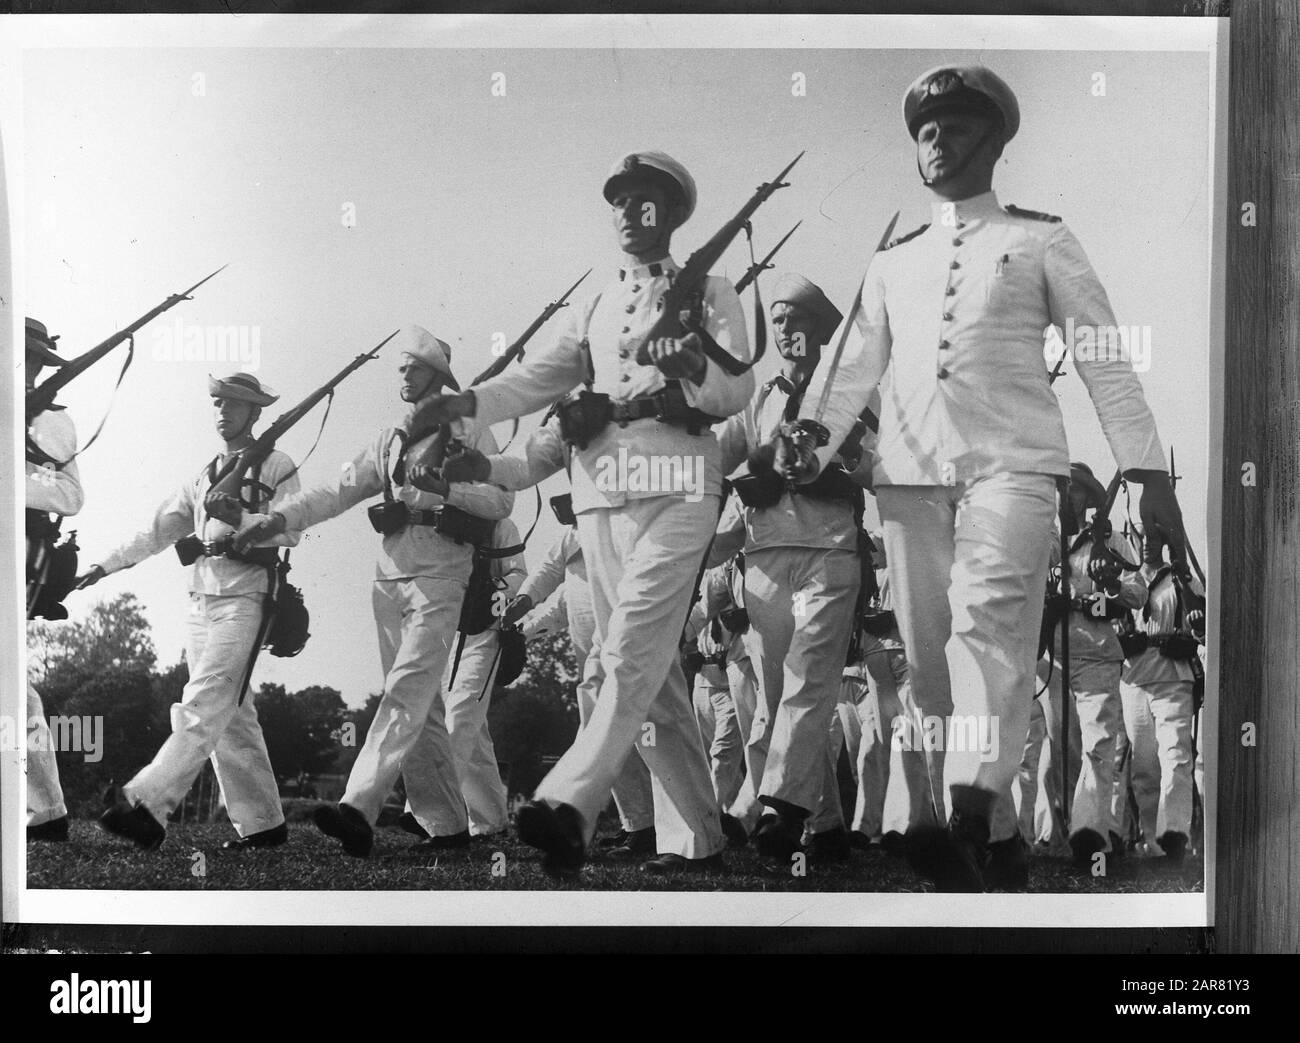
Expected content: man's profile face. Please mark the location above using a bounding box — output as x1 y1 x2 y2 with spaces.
916 113 994 184
399 358 442 403
213 396 257 442
770 301 821 362
610 181 678 255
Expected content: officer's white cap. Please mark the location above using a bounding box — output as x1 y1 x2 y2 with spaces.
395 325 460 391
603 151 697 222
903 65 1020 143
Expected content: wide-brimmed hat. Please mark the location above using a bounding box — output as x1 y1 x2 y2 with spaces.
394 325 460 392
26 317 66 367
771 272 844 345
208 372 279 407
602 150 697 223
903 64 1020 143
1069 461 1108 509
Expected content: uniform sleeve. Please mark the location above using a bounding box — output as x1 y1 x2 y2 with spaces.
471 305 589 425
444 420 515 520
800 261 892 478
716 406 752 478
98 479 196 574
487 415 567 491
25 412 84 516
1045 225 1165 474
704 494 746 569
1109 532 1148 610
679 276 754 419
275 433 386 533
518 529 569 606
522 587 568 641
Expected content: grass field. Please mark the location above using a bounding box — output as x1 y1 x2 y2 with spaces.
26 818 1205 894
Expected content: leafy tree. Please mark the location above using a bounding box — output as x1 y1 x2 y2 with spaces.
28 592 156 688
254 683 348 782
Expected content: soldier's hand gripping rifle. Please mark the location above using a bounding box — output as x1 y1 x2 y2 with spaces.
631 152 804 374
401 271 593 485
26 266 227 420
203 330 399 527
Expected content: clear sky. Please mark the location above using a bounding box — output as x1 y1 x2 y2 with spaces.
19 36 1216 707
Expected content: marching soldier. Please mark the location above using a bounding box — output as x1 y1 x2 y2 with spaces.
25 318 83 842
78 371 300 850
717 272 865 869
1041 462 1146 865
425 150 754 875
400 517 527 846
1116 531 1205 863
234 327 513 857
781 65 1182 890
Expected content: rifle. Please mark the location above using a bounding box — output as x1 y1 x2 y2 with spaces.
732 221 801 295
203 330 398 523
1169 446 1207 587
26 266 227 418
469 268 592 387
632 152 803 373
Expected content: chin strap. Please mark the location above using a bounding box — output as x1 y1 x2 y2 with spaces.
918 122 1000 188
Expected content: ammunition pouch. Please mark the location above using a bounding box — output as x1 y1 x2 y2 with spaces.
550 493 576 527
172 534 279 568
732 463 858 510
682 649 706 675
368 500 409 535
1157 633 1200 662
860 609 897 637
1118 631 1149 658
558 385 721 450
367 501 496 547
719 606 750 635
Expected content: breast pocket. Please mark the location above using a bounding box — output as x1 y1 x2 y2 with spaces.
982 249 1038 312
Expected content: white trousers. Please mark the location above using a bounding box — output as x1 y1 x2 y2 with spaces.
1119 678 1194 846
26 683 67 827
743 546 860 823
845 650 935 838
350 575 466 832
877 474 1057 843
569 589 655 833
537 496 723 859
403 628 509 836
126 592 283 837
692 674 744 812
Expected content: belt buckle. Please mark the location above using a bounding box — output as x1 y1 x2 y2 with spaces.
612 401 632 427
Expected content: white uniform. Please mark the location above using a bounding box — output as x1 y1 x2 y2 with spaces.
473 256 753 857
801 190 1166 840
402 518 526 837
274 419 511 830
1117 564 1202 851
99 447 301 837
716 376 864 832
25 408 83 828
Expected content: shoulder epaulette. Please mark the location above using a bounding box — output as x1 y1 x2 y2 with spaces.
882 223 929 250
1005 204 1062 223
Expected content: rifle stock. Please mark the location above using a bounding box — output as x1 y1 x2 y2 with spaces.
26 265 227 417
633 153 803 368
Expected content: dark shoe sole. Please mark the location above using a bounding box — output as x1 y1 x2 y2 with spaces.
314 804 373 858
27 816 70 842
516 802 585 878
905 826 985 892
222 823 289 850
98 805 165 851
641 853 725 875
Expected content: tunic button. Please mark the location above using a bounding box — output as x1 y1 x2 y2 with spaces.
631 285 641 292
619 348 629 359
942 312 954 321
625 304 636 313
946 286 956 296
938 339 950 350
950 260 960 270
952 238 963 246
937 367 950 380
621 374 631 382
621 326 631 334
